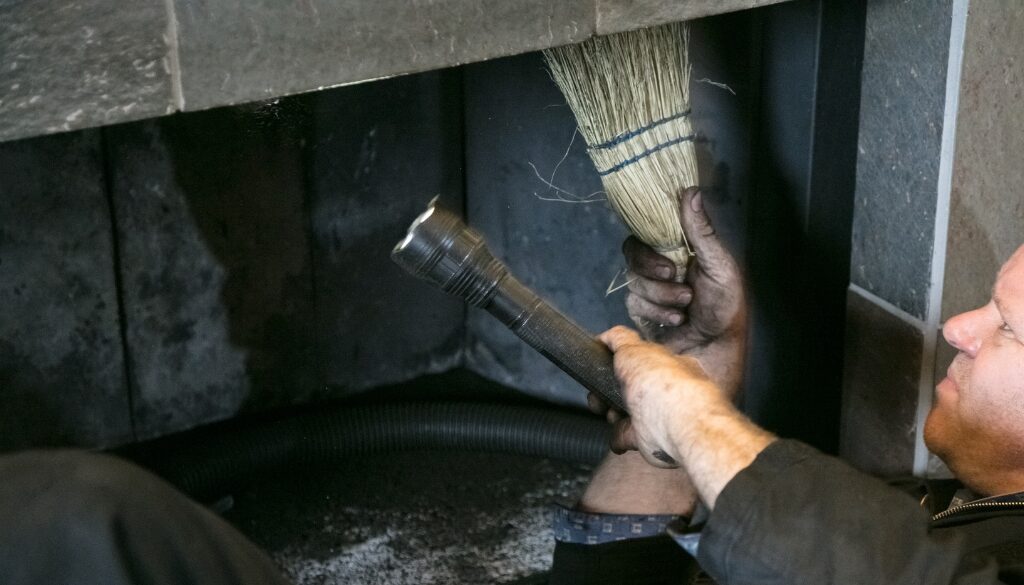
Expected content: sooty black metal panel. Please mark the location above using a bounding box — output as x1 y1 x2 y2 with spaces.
308 71 466 395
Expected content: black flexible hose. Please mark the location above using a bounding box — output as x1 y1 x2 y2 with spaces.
117 402 610 501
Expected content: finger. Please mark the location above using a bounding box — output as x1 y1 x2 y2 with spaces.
609 417 638 454
606 408 624 424
678 189 736 281
587 392 609 415
623 236 676 281
598 325 643 352
626 294 685 327
626 273 693 307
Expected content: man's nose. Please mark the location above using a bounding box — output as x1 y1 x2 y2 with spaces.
942 310 983 357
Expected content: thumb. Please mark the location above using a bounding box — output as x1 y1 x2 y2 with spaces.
599 325 642 352
678 188 731 276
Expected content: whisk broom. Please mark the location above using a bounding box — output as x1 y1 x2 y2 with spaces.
544 22 698 280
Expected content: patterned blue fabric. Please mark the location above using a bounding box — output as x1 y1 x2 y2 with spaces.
551 505 682 545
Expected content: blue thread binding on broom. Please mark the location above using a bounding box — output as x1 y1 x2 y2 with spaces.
596 133 697 176
591 110 691 150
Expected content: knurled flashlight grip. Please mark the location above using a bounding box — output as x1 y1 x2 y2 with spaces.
392 198 625 412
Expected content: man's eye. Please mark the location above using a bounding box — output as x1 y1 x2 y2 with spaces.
1000 321 1013 332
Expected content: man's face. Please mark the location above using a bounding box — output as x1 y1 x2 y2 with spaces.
924 244 1024 495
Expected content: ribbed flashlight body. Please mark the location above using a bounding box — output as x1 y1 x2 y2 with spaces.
392 201 625 412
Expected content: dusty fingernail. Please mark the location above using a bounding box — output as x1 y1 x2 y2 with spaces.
677 290 692 304
690 191 703 213
652 450 678 465
656 265 673 279
669 313 683 325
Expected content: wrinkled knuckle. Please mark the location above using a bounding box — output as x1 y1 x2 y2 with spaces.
625 294 646 314
625 276 645 296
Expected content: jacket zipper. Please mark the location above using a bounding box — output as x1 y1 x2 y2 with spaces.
932 500 1024 521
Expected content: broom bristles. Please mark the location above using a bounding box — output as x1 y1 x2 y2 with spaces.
544 23 698 274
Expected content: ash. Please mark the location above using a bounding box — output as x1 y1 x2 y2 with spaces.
225 452 592 584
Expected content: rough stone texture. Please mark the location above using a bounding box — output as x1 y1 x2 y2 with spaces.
307 72 466 395
226 451 590 585
850 0 953 320
940 1 1024 321
596 0 792 34
106 105 317 440
840 289 922 477
0 0 174 142
0 130 133 450
0 0 805 142
173 0 594 112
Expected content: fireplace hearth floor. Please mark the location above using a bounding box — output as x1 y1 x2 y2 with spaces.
224 450 592 584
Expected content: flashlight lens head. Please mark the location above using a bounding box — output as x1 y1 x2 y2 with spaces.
391 197 463 286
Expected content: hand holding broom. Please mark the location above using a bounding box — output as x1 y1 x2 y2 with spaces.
544 22 698 282
622 188 748 401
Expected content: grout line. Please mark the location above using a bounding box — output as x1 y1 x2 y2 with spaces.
99 128 139 442
457 66 470 371
913 0 970 478
164 0 185 111
848 283 928 330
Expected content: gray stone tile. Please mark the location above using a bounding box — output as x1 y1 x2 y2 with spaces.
850 0 953 320
307 71 465 394
595 0 793 35
173 0 593 112
840 288 923 477
941 1 1024 321
106 105 317 439
0 130 132 450
0 0 175 142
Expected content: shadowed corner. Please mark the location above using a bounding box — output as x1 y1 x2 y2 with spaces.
159 97 322 418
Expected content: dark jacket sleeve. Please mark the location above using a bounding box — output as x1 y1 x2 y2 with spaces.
696 440 1006 585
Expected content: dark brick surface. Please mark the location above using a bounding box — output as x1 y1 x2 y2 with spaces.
0 130 132 450
106 104 318 439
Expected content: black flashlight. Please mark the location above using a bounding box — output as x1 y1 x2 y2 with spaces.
392 198 625 412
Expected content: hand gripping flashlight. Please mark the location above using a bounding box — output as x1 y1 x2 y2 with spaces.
391 198 625 412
